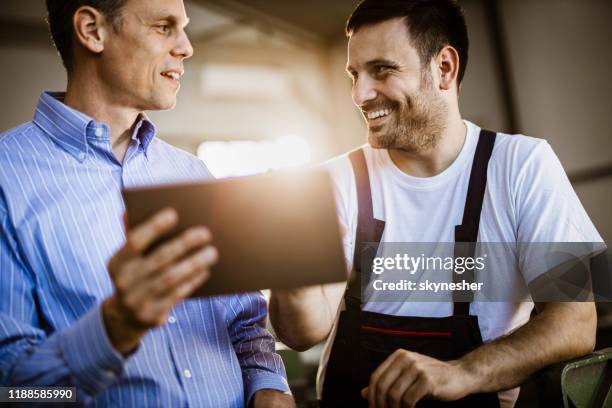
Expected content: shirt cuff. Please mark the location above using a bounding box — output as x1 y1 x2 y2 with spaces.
58 304 126 395
245 372 291 407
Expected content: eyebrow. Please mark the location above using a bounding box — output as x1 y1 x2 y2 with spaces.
366 59 400 68
150 12 190 27
346 58 400 75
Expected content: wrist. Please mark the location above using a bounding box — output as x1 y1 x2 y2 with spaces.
251 389 294 408
454 357 487 395
102 297 146 356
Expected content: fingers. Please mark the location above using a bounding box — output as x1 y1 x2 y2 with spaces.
371 362 404 408
116 246 217 328
112 226 212 293
144 226 211 272
387 368 417 408
107 207 219 331
368 351 402 407
401 374 430 408
149 268 211 326
125 207 179 255
110 208 178 271
147 245 218 299
367 350 434 408
168 251 215 302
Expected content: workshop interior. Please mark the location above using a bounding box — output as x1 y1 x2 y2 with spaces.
1 0 611 406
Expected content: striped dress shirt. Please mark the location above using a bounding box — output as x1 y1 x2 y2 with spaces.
0 92 289 407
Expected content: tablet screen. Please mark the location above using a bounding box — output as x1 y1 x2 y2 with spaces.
122 169 347 297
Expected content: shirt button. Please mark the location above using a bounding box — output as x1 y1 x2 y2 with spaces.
167 316 176 324
78 152 86 160
94 127 103 137
183 369 192 379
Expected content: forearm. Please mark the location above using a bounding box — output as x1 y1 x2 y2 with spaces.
227 292 290 403
269 284 343 351
458 302 596 393
251 389 295 408
3 306 125 400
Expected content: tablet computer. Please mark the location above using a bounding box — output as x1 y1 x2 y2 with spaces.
122 169 347 297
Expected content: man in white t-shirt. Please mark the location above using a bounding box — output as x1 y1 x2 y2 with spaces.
269 0 603 407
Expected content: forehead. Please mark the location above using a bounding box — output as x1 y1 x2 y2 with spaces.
122 0 188 21
347 17 420 68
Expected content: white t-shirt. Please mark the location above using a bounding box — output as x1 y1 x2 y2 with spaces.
316 120 602 406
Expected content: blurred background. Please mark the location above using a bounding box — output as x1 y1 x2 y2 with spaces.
1 0 611 405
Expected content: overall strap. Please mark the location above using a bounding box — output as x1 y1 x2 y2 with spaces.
453 129 497 316
344 148 385 311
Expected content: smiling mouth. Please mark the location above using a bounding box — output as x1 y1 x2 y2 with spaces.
363 108 394 128
366 108 393 120
160 70 183 86
162 72 180 80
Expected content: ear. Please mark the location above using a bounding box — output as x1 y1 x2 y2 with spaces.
72 6 108 54
435 45 460 91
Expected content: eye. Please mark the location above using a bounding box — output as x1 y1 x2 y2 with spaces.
374 65 391 76
155 24 171 35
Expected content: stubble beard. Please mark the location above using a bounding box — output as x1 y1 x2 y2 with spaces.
368 72 448 153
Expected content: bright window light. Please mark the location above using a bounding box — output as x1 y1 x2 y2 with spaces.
200 64 289 99
197 135 312 178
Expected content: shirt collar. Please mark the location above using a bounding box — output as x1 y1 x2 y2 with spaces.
132 113 156 154
33 91 157 162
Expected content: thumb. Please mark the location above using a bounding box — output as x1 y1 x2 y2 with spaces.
361 387 368 399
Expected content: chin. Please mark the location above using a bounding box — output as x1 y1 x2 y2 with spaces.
161 100 177 110
368 131 394 149
149 97 177 111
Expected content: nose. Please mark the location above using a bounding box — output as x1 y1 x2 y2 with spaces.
352 76 377 108
171 29 194 60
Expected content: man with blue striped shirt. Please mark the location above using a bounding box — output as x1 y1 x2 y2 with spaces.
0 0 293 406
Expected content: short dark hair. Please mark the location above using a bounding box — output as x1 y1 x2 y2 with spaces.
346 0 469 86
46 0 127 73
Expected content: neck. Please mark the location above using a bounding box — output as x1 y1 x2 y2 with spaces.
388 108 466 177
64 68 140 163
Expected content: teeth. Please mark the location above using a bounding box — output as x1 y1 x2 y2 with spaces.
163 72 180 80
367 109 392 119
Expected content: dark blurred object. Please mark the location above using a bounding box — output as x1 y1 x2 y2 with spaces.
517 348 612 407
277 349 319 408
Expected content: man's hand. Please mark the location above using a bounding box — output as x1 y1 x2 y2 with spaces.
362 350 474 408
251 389 295 408
103 208 218 355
